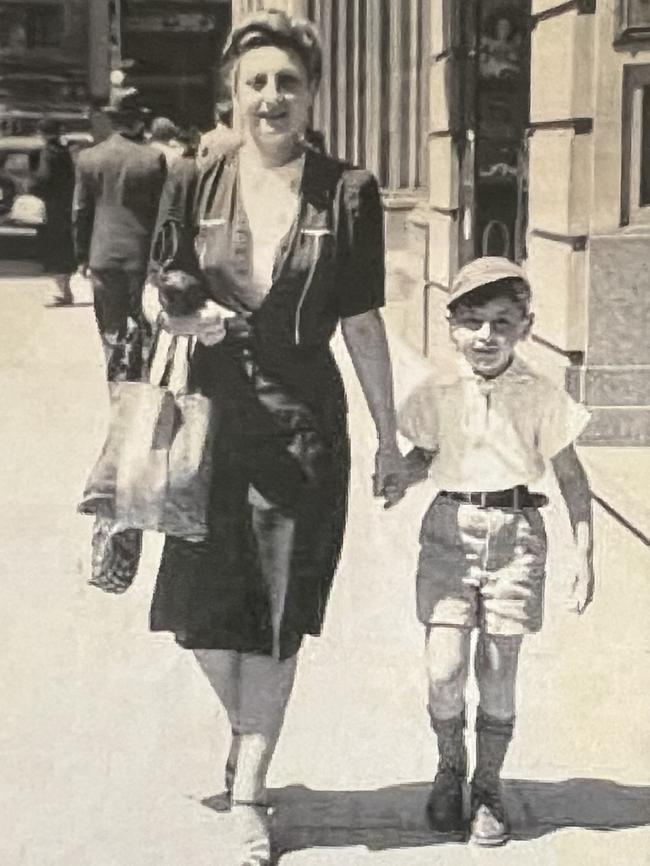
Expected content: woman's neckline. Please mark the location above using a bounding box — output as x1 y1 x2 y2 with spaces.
239 142 305 172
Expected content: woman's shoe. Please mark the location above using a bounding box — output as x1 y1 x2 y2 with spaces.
231 801 272 866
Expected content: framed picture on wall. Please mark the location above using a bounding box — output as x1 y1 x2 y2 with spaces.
617 0 650 43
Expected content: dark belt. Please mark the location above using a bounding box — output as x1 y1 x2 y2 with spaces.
438 485 548 510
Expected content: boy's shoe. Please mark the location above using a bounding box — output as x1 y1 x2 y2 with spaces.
469 780 509 846
426 767 465 834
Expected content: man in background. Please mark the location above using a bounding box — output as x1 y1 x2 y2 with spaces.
149 116 184 169
72 90 167 381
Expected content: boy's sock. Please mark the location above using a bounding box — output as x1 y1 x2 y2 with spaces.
427 710 467 832
470 708 514 844
430 711 468 775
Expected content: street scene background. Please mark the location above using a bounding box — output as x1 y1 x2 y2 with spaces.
1 263 649 865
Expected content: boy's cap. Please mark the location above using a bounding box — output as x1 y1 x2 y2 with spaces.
448 256 530 308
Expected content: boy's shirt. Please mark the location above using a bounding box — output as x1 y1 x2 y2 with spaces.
397 354 591 492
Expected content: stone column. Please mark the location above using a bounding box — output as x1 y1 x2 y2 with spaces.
525 0 596 358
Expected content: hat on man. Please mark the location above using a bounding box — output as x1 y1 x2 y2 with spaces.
103 87 150 118
447 256 530 308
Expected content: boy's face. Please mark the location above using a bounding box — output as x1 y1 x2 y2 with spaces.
449 295 532 378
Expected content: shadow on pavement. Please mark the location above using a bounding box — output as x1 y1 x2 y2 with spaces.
202 778 650 858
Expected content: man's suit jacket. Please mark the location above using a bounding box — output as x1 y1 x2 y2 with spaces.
72 132 166 273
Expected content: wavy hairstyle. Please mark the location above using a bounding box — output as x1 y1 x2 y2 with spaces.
222 9 322 88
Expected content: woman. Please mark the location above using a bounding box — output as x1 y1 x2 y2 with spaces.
145 11 402 864
32 117 76 306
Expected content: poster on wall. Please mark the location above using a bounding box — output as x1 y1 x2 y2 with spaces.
618 0 650 41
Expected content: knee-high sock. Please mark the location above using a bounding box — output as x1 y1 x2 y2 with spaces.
233 652 298 803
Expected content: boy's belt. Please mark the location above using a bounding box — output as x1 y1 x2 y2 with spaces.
439 486 548 509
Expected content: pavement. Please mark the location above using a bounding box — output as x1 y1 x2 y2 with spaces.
1 267 649 866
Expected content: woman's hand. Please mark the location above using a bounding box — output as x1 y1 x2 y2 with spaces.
373 441 403 499
161 299 232 346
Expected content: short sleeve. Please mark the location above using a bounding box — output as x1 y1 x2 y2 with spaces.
538 385 591 459
397 378 439 452
335 169 385 319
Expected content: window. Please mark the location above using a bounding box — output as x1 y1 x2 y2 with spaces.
621 65 650 224
0 4 64 51
617 0 650 43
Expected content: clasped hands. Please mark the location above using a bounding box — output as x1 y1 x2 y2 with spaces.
374 444 434 509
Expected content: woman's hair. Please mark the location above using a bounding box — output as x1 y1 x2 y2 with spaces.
222 9 322 87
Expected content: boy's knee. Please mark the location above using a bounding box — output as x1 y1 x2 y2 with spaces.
427 656 467 692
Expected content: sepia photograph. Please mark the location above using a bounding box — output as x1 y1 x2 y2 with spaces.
0 1 649 864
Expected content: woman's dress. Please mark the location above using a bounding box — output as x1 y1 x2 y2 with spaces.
149 144 385 659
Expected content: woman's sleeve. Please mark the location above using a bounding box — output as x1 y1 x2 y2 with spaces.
335 169 385 319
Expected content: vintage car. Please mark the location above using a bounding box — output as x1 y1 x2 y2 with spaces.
0 135 45 246
0 132 93 256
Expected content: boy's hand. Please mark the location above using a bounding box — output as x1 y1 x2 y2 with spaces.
382 447 436 510
568 557 595 615
382 470 408 510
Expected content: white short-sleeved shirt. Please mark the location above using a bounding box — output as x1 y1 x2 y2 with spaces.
397 355 591 492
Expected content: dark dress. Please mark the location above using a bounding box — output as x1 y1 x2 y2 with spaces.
32 140 75 273
148 144 385 659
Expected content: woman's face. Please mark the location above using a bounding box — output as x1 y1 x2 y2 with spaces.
234 45 314 155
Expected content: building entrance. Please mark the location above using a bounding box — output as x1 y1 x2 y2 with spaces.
120 2 231 131
459 0 531 263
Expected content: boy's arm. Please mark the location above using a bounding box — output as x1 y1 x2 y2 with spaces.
551 444 594 613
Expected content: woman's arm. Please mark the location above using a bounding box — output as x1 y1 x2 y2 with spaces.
341 308 402 495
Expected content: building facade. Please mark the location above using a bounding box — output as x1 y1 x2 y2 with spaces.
0 0 93 134
417 0 650 446
4 0 646 446
291 0 650 448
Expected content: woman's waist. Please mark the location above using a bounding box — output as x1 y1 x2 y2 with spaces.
222 316 337 369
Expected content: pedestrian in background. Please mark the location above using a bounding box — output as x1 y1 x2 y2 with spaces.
149 116 184 169
72 90 167 381
197 99 238 170
32 117 76 307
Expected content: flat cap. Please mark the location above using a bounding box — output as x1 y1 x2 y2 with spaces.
447 256 530 307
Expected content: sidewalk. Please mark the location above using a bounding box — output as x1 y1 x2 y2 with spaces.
0 274 649 866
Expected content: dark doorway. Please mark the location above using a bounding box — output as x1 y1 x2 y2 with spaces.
120 2 231 131
458 0 532 264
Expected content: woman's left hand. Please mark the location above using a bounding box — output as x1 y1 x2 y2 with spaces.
161 299 231 345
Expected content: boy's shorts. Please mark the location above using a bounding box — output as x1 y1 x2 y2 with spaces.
417 496 547 635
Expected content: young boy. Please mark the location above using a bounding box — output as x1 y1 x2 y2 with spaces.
390 256 594 846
